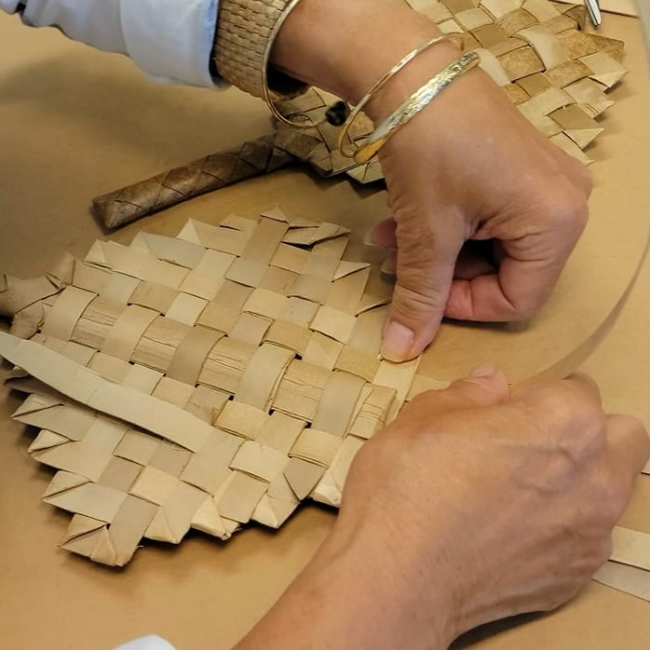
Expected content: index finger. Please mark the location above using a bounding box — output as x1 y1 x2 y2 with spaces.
444 254 566 322
444 192 587 323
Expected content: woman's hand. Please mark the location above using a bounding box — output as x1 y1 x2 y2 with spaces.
331 369 648 643
235 371 648 650
272 0 592 361
370 69 592 360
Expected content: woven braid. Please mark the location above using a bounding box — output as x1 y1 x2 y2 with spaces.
214 0 308 98
1 208 446 565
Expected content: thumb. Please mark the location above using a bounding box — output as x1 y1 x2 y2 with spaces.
444 365 511 407
381 214 463 361
407 365 510 418
416 365 511 414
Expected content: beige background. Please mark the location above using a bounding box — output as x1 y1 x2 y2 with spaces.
1 9 650 650
556 0 637 17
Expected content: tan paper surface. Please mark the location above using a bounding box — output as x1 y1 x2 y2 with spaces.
1 8 650 650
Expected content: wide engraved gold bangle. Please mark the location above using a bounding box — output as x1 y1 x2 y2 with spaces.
337 33 462 159
353 51 481 165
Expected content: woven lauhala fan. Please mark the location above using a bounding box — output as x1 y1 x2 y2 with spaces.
93 0 627 228
0 209 448 566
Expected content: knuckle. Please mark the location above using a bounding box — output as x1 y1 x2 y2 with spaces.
553 383 602 426
573 394 606 433
567 156 594 196
601 497 625 529
394 282 447 321
619 414 650 457
525 383 607 459
530 384 578 418
549 191 589 238
569 416 608 462
567 199 589 236
574 405 607 444
508 300 539 321
573 465 627 531
502 282 551 321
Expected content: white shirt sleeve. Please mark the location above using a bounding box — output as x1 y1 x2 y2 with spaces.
112 635 178 650
0 0 225 88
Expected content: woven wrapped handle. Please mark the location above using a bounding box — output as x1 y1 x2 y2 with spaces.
93 135 297 229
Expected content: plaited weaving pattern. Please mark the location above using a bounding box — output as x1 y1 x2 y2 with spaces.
0 209 447 566
215 0 308 98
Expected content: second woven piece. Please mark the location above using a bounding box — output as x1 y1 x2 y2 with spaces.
92 1 627 227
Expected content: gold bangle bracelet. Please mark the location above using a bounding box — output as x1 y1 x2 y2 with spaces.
353 51 480 165
262 0 349 130
337 33 462 159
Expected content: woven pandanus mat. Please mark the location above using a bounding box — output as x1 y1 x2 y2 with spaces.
277 0 626 183
0 208 449 567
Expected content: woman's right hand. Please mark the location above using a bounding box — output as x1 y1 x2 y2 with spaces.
273 0 592 362
236 370 648 650
323 370 649 648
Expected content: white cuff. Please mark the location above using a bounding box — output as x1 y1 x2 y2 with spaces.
120 0 225 88
12 0 127 53
112 635 178 650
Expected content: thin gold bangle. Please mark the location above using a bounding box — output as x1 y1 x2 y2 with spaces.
353 51 480 165
337 33 462 158
262 0 349 130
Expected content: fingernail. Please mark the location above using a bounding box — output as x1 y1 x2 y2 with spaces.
381 321 415 362
469 364 496 378
363 228 379 247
